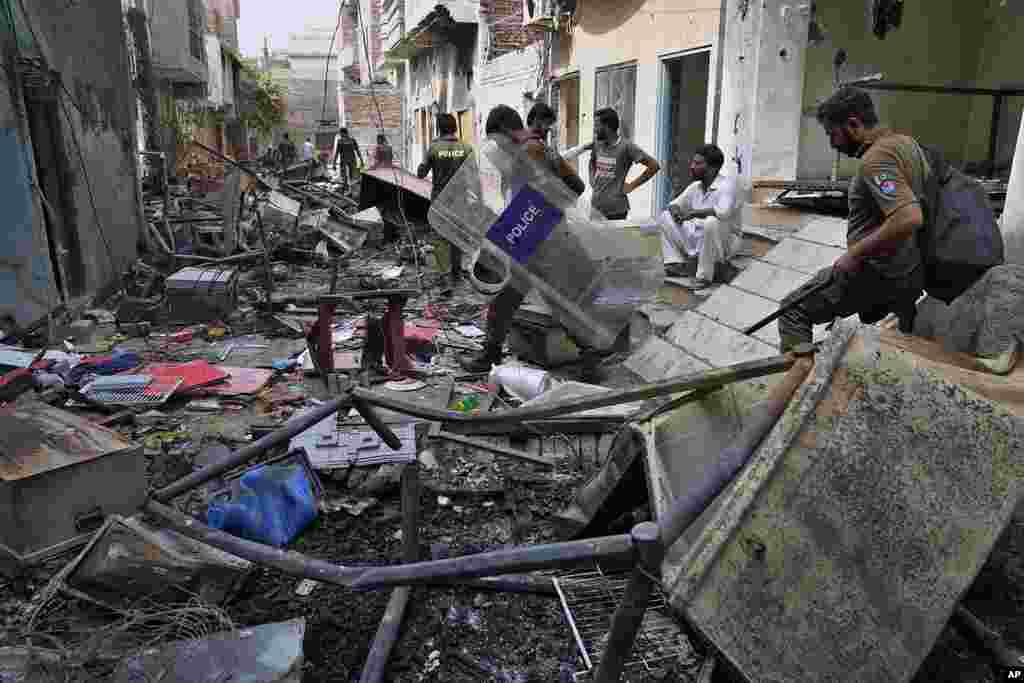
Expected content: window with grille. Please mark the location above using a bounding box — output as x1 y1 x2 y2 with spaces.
188 0 205 64
594 62 637 140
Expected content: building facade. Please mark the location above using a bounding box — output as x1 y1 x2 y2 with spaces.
0 0 144 326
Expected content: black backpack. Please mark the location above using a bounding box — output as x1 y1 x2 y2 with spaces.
918 144 1004 303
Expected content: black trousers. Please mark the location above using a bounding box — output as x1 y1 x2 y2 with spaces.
777 264 924 352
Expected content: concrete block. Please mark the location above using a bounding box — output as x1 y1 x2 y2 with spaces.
729 260 810 303
697 285 781 346
793 217 847 249
665 311 778 367
623 335 708 383
760 238 844 275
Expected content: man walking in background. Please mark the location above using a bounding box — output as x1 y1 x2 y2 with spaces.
277 133 296 174
589 108 660 220
301 137 315 162
334 127 364 192
418 113 475 288
658 144 741 290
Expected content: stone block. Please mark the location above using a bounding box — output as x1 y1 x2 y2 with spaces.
729 260 810 303
665 311 778 367
760 238 844 274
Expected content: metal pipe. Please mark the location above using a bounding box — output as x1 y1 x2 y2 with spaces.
594 523 664 683
358 463 420 683
358 586 410 683
951 604 1024 671
144 500 364 586
352 397 403 450
658 354 815 549
351 534 636 591
353 355 794 425
151 395 351 502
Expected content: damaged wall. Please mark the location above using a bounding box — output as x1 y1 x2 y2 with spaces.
1 0 142 326
798 0 982 179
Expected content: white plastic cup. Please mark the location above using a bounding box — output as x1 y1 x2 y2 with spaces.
489 363 552 402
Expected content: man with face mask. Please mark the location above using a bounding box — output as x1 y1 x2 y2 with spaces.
589 108 660 220
777 87 929 352
658 144 739 289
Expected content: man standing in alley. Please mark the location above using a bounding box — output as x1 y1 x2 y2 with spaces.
658 144 740 289
334 127 364 191
301 137 315 162
417 113 475 287
589 108 660 220
373 133 394 168
277 133 296 173
777 87 929 352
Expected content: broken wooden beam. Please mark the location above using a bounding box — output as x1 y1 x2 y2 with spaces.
353 354 795 425
427 423 553 468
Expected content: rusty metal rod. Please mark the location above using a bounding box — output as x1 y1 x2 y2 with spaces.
145 501 555 595
594 523 665 683
359 464 421 683
658 353 815 550
144 500 365 586
951 604 1024 671
351 534 636 591
359 587 410 683
353 355 794 425
352 397 403 450
152 395 351 502
428 427 554 467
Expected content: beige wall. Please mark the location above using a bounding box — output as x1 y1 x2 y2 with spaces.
798 0 984 179
557 0 720 215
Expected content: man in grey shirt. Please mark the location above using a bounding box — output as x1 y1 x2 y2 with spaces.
588 108 660 220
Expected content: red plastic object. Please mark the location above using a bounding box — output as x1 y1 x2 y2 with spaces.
314 295 411 378
382 299 411 374
194 367 274 396
138 360 229 393
169 329 193 344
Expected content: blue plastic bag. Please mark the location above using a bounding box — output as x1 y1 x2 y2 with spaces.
207 451 321 547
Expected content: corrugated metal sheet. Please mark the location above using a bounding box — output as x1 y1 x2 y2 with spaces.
0 402 132 481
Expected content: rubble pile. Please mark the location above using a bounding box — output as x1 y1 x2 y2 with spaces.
0 151 1021 683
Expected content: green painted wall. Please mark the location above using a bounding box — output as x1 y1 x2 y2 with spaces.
798 0 985 179
960 0 1024 176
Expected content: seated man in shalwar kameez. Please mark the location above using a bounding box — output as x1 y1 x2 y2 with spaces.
657 144 741 289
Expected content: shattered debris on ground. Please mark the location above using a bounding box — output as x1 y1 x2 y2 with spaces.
1 154 1021 683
